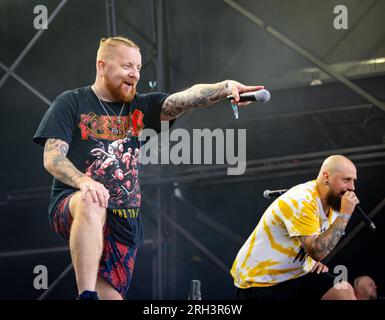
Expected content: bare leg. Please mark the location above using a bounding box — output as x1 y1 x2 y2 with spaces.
69 191 106 294
321 281 357 300
96 276 123 300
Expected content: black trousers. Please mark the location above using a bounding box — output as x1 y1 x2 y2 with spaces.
236 272 336 300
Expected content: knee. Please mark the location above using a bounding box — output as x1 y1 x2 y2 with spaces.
322 281 357 300
69 192 107 224
338 281 357 300
336 281 354 292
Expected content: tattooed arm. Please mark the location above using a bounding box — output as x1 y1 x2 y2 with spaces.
43 138 84 188
43 138 109 207
298 191 359 261
298 216 350 262
160 80 264 121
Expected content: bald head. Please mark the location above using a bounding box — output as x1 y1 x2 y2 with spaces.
317 155 357 185
318 155 356 177
354 276 378 300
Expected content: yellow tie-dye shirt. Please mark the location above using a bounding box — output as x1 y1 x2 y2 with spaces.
231 180 338 288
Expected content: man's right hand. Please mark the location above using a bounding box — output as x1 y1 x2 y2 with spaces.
340 191 360 215
43 138 110 208
78 178 110 208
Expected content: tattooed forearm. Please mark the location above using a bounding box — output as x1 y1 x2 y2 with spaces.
44 138 87 188
161 81 229 119
200 86 220 97
299 216 350 261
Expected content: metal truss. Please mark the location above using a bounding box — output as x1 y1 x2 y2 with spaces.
2 0 384 300
221 0 385 113
174 192 244 246
0 0 68 106
2 144 385 205
268 57 385 90
182 103 375 130
0 0 166 300
140 144 385 186
143 197 229 274
37 263 73 300
105 0 117 37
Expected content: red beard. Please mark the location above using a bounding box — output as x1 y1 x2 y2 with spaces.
105 79 137 103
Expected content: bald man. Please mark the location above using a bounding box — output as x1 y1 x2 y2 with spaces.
321 275 379 300
33 36 264 300
354 276 378 300
231 155 359 300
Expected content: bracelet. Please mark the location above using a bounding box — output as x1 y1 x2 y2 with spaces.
338 213 351 221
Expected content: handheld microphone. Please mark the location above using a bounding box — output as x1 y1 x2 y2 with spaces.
355 205 376 231
263 189 288 199
227 89 271 103
187 279 202 300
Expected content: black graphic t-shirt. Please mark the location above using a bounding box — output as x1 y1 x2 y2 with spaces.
33 86 169 248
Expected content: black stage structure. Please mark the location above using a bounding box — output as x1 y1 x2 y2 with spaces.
1 0 385 299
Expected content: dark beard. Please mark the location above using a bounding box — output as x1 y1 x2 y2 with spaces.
326 191 342 211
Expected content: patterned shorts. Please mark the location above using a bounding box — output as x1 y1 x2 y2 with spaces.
51 193 138 299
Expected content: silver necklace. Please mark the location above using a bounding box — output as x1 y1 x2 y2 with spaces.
93 85 125 135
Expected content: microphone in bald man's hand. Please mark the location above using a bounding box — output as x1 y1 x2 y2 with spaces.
227 89 271 120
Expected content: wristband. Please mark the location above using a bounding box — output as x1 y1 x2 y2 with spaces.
338 213 351 221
